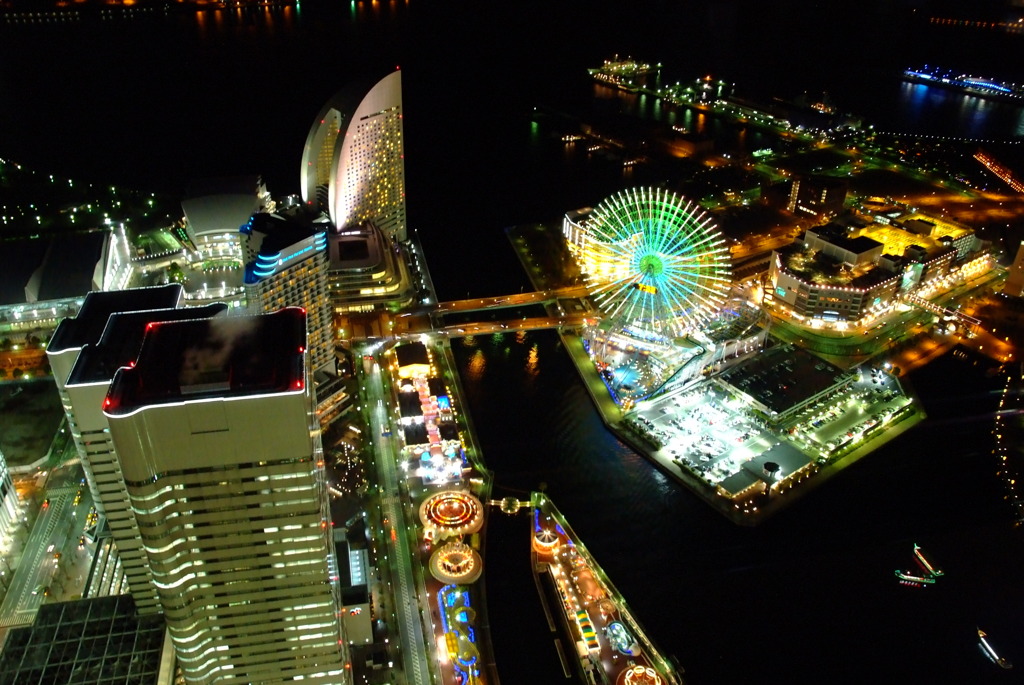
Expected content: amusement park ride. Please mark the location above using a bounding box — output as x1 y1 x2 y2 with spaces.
572 187 733 404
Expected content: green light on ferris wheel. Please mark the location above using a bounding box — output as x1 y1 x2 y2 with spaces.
638 253 664 277
584 186 731 335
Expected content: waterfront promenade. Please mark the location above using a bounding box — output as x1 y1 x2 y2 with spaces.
507 223 929 525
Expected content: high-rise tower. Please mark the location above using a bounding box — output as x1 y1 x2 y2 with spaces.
1005 241 1024 298
241 211 334 375
103 309 347 684
46 284 221 614
300 70 407 241
0 448 20 557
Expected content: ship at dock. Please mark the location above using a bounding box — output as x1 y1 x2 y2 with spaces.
902 67 1024 103
589 56 659 93
529 492 682 685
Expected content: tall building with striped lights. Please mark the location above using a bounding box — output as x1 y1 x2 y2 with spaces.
241 211 334 375
103 309 348 684
300 70 407 241
46 284 218 614
0 447 20 558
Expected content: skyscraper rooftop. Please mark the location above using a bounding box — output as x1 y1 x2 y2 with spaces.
104 307 307 415
48 284 184 355
68 303 228 386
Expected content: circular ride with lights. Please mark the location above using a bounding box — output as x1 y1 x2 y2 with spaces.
429 540 483 584
419 490 484 540
574 187 731 401
532 527 560 556
617 665 663 685
583 187 731 338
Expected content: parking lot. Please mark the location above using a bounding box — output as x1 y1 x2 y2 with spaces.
627 385 776 487
789 366 913 455
624 363 915 490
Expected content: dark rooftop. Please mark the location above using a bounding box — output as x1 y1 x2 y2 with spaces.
48 285 183 353
32 232 107 302
718 345 850 417
837 235 883 254
68 303 228 386
243 212 327 284
246 212 324 256
0 232 107 307
811 224 883 255
778 243 897 289
104 308 307 415
0 595 166 685
395 342 429 368
0 238 46 306
399 388 422 418
329 224 384 270
427 377 447 398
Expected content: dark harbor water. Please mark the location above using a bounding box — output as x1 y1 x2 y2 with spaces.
453 332 1023 685
2 2 1024 683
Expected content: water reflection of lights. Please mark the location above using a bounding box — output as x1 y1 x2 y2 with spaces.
464 348 485 382
993 370 1024 525
526 343 539 376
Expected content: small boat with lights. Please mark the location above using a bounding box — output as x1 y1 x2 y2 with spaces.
978 628 1013 670
894 569 935 587
912 543 943 577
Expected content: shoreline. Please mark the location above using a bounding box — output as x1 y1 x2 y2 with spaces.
507 222 929 526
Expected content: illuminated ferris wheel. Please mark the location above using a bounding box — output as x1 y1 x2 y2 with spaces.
583 187 732 337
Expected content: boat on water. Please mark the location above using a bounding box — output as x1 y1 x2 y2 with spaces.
912 543 943 577
978 627 1013 670
894 569 935 586
895 543 944 587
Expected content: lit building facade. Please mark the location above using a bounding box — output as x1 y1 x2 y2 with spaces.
327 223 414 313
103 309 347 685
181 176 271 248
300 70 407 241
785 176 848 218
241 212 334 375
562 207 640 284
1004 241 1024 298
855 212 976 261
767 229 900 322
0 448 19 557
47 284 196 614
177 176 269 306
766 217 973 323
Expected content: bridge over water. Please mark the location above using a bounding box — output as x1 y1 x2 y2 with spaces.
348 285 593 342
